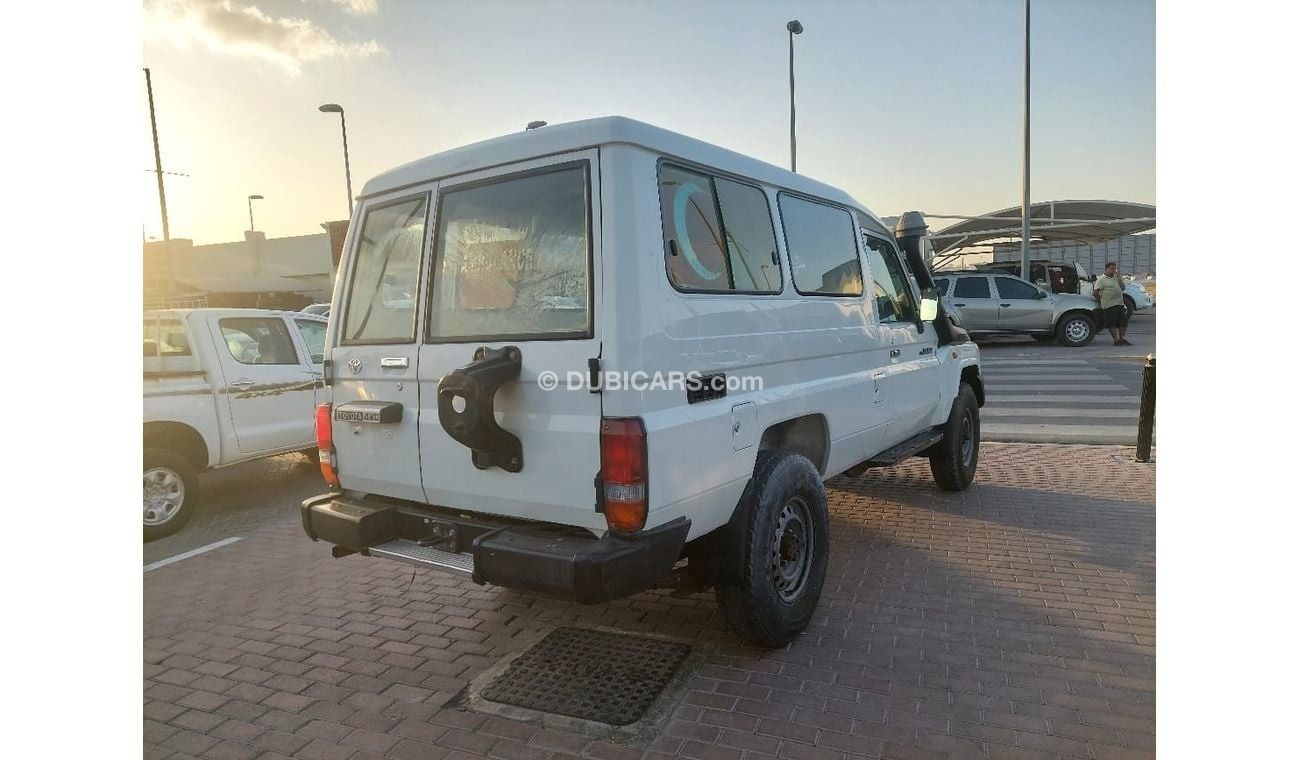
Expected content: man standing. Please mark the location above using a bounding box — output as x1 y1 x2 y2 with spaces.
1094 261 1130 346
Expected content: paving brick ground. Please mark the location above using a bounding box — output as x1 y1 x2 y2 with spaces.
144 443 1155 760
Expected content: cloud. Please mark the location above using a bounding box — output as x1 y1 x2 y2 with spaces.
145 0 382 75
320 0 378 14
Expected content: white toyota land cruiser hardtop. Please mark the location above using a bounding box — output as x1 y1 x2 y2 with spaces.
302 117 984 646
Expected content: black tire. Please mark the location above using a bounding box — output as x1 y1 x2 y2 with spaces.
144 448 200 541
1123 295 1136 320
929 383 980 492
716 451 829 648
1056 312 1097 347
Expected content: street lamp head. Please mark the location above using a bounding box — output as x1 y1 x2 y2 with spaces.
248 194 264 200
786 20 803 34
318 103 343 113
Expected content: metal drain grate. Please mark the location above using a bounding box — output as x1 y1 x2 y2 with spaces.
481 627 691 725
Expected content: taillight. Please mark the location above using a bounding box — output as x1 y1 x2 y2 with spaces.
600 417 647 533
315 403 340 487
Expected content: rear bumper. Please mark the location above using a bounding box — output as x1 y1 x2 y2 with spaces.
300 493 690 605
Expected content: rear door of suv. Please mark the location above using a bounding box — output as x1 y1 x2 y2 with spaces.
329 191 432 502
416 152 604 531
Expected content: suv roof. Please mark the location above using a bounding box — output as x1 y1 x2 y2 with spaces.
362 116 891 237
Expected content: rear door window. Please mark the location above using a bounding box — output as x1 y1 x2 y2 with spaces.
932 277 951 296
658 164 781 293
295 319 326 364
340 195 429 344
954 277 991 299
778 194 862 296
994 276 1041 300
219 318 300 365
428 164 590 341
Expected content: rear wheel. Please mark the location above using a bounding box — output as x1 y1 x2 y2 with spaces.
1123 295 1136 320
144 449 200 541
929 383 980 491
1056 313 1096 347
716 451 829 647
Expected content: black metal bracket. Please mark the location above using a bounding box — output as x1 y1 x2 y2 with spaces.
436 345 523 472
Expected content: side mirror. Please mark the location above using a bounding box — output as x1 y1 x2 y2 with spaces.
1036 289 1049 299
919 286 940 321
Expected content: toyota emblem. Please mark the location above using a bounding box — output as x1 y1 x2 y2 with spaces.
348 358 363 375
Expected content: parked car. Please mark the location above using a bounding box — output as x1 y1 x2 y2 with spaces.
932 271 1101 346
301 302 331 317
969 261 1152 318
300 117 984 647
144 309 328 540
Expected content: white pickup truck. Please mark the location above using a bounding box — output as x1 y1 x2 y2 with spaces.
144 309 328 540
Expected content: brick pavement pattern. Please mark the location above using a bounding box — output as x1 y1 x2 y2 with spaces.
144 443 1155 760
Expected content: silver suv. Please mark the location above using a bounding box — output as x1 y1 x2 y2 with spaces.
932 272 1101 347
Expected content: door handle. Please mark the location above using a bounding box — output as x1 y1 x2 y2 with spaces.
954 303 966 307
890 348 901 358
1000 303 1011 307
380 357 409 369
230 379 255 387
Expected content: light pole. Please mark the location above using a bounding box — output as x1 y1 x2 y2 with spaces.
786 20 803 173
247 194 264 232
319 103 354 217
1020 0 1032 281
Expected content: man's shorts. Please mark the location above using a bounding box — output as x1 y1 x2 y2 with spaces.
1103 304 1128 328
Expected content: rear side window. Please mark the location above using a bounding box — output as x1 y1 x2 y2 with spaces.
995 276 1041 300
932 277 951 296
861 235 917 323
220 318 299 365
778 195 862 296
428 164 589 341
295 319 326 364
658 164 781 293
954 277 991 299
143 318 190 357
341 195 429 344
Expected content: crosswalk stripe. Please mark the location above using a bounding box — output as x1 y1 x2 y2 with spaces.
982 381 1128 387
982 407 1136 418
981 423 1139 443
985 395 1140 404
981 374 1113 382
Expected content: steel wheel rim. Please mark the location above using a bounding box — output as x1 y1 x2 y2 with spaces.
959 411 975 468
1065 319 1088 342
770 496 814 603
144 466 185 526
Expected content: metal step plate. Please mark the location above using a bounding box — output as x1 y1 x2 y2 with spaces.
481 627 691 726
367 539 474 576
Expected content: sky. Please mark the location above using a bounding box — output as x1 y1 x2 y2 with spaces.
142 0 1155 245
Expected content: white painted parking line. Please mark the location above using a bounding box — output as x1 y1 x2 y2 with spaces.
982 407 1136 418
144 537 242 573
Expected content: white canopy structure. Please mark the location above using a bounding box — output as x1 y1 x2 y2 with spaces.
928 200 1155 268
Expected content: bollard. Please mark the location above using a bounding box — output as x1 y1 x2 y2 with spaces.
1135 353 1155 462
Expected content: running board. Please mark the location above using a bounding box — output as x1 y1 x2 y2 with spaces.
365 539 474 577
843 428 945 476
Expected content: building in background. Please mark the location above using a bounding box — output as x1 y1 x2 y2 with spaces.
144 222 348 310
991 233 1156 278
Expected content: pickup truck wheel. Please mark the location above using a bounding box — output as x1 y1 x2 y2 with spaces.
1056 313 1096 347
929 383 980 492
716 450 829 648
1123 295 1136 320
144 449 199 541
